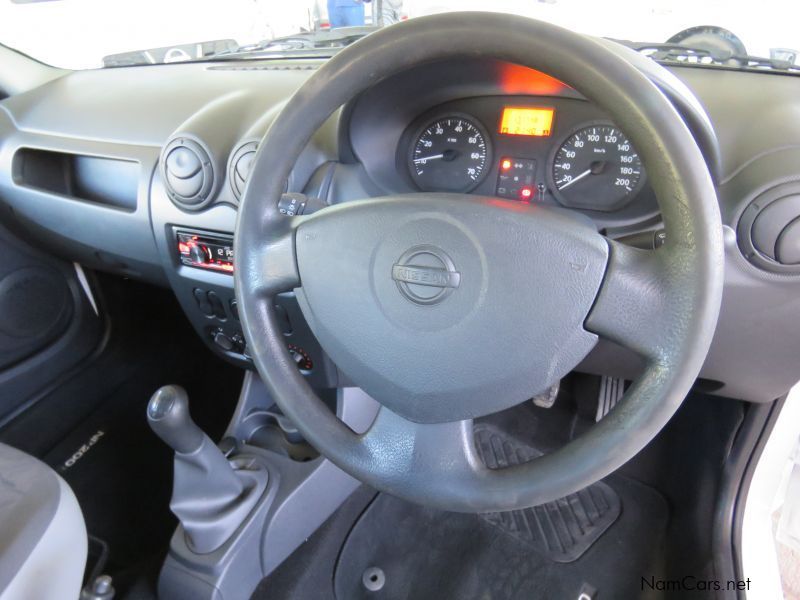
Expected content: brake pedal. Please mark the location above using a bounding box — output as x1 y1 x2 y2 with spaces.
595 376 625 421
532 383 559 408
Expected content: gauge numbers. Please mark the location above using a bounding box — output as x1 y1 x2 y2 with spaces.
551 124 644 210
409 115 490 192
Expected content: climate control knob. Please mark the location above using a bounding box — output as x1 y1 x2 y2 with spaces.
212 330 234 351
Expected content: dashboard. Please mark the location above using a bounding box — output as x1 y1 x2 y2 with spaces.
1 52 800 405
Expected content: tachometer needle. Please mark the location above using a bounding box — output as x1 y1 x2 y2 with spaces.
557 168 591 190
414 154 445 163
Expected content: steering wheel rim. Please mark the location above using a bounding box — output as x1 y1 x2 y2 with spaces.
234 12 724 512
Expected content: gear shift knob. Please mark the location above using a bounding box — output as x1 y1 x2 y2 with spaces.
146 384 267 555
147 385 205 454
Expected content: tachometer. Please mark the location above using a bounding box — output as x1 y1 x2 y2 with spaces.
550 123 644 210
409 115 490 192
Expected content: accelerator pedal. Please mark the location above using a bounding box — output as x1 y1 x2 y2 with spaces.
595 376 626 422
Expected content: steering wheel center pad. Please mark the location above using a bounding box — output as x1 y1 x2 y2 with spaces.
295 194 608 423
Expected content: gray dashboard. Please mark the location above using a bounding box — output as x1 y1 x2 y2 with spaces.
0 50 799 403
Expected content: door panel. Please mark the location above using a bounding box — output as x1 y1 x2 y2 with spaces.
0 218 104 424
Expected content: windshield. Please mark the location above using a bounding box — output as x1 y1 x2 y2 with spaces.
1 0 799 71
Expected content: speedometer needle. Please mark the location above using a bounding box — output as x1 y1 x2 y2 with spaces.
413 154 445 163
558 168 591 190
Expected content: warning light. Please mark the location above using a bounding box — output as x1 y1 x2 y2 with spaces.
178 242 191 254
501 159 512 171
520 187 533 200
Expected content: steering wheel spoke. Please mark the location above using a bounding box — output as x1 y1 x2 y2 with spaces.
241 218 302 298
586 239 673 363
357 408 485 502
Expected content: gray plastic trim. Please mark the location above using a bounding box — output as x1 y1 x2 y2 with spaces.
0 45 67 97
0 110 165 283
158 374 378 600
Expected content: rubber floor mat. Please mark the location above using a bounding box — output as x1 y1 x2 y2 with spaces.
334 437 665 600
473 423 621 562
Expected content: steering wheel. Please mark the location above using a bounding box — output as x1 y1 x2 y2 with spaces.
234 12 723 512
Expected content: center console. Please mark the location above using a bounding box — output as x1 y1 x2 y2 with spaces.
147 148 367 597
150 167 339 389
153 374 378 600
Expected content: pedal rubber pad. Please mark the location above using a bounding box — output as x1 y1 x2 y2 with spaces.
474 423 621 563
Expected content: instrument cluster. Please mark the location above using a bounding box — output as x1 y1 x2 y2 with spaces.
397 96 654 215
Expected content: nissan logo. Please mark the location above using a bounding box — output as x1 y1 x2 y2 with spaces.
391 245 460 305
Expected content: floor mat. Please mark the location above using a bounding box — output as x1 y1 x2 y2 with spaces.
0 276 244 594
250 487 378 600
473 423 621 563
334 478 667 600
40 357 242 578
45 377 172 563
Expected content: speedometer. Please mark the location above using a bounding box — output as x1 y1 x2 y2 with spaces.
550 123 644 211
409 115 490 192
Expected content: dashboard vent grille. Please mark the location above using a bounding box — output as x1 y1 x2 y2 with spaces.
229 141 258 201
161 138 215 210
738 182 800 274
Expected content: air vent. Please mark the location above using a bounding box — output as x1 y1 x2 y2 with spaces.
228 141 258 201
161 138 215 210
738 182 800 274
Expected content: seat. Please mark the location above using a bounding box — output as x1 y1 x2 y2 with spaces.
0 442 87 600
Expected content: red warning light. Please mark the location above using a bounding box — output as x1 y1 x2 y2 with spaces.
520 187 533 200
501 159 512 171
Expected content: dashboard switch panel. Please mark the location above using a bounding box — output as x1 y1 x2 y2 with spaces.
496 157 536 200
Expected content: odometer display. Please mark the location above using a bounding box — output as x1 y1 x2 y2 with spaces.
409 115 490 192
551 124 644 210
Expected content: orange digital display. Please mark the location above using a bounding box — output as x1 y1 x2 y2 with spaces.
499 107 554 137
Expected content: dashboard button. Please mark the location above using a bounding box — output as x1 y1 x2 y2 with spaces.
193 288 213 317
229 299 239 321
207 291 226 320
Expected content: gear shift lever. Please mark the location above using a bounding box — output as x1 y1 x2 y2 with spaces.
147 385 206 453
147 385 266 554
